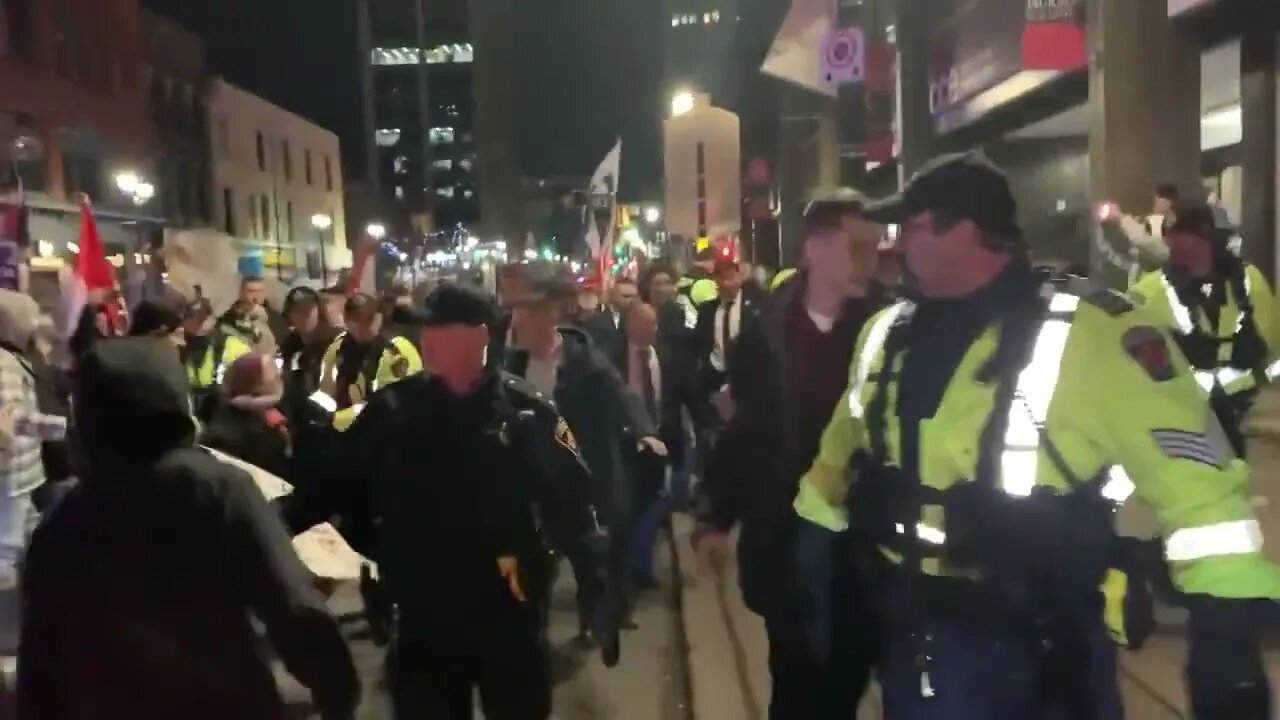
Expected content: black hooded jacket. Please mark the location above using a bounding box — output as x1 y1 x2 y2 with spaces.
17 338 358 720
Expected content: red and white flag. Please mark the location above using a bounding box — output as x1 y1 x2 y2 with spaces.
60 196 119 338
345 238 378 297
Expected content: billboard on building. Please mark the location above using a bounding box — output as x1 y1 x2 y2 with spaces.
929 0 1085 133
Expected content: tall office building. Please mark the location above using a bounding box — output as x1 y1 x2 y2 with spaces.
359 0 477 236
665 0 741 113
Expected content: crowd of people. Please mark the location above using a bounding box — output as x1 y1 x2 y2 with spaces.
2 148 1280 720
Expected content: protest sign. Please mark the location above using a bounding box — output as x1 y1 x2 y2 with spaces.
204 446 366 580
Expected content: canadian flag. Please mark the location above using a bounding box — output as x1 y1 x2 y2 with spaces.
60 196 120 338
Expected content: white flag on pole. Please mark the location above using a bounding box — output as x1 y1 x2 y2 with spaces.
761 0 837 98
585 138 622 260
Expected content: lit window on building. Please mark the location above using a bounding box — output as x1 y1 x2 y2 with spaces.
711 10 720 22
463 189 474 199
436 186 455 199
393 156 409 174
429 127 455 145
395 186 405 200
703 13 711 23
372 44 474 66
376 128 402 147
432 159 453 170
458 157 474 171
671 15 679 26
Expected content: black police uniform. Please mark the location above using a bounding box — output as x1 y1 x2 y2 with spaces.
279 285 613 720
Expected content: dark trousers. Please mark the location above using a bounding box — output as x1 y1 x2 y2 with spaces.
763 543 880 720
1186 599 1274 720
390 626 552 720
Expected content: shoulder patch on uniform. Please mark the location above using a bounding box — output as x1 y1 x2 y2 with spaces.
390 355 410 378
1083 288 1136 317
1122 325 1177 382
554 416 580 454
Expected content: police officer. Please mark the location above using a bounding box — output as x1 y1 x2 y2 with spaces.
316 292 423 430
1128 198 1279 454
280 283 616 720
180 297 251 414
793 153 1280 718
675 248 719 330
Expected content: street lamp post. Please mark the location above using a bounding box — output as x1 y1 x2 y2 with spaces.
311 213 333 285
114 170 157 304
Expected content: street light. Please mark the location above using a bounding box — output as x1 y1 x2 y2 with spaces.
671 91 695 117
366 222 387 240
312 214 334 284
644 205 661 224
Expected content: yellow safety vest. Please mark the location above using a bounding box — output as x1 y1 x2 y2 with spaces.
186 333 252 388
1131 265 1280 397
313 333 423 431
795 286 1280 600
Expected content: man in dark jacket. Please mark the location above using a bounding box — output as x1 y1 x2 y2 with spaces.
697 189 887 720
280 284 614 718
18 338 358 720
503 264 659 634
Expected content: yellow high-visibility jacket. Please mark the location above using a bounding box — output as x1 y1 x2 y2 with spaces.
316 333 423 431
795 285 1280 600
186 332 252 389
1130 265 1279 397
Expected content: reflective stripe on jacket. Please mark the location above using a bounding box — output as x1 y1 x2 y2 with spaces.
187 333 252 388
317 333 424 410
794 286 1280 599
1131 265 1280 396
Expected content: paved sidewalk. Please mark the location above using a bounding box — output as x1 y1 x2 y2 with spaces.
670 514 1280 720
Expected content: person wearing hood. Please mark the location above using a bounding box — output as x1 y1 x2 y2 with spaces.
0 290 68 585
316 292 422 419
202 352 292 479
17 337 358 720
503 263 660 637
1128 197 1279 455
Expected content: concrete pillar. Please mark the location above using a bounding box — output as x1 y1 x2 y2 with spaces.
1239 25 1278 280
1086 0 1201 214
894 0 936 180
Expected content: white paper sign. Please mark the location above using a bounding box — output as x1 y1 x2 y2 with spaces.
205 446 366 580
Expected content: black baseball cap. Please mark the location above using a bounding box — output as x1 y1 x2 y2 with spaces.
865 152 1023 245
415 283 497 327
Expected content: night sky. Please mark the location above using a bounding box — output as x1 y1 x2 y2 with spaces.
146 0 665 200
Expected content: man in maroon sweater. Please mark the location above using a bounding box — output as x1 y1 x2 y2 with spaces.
697 189 887 720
